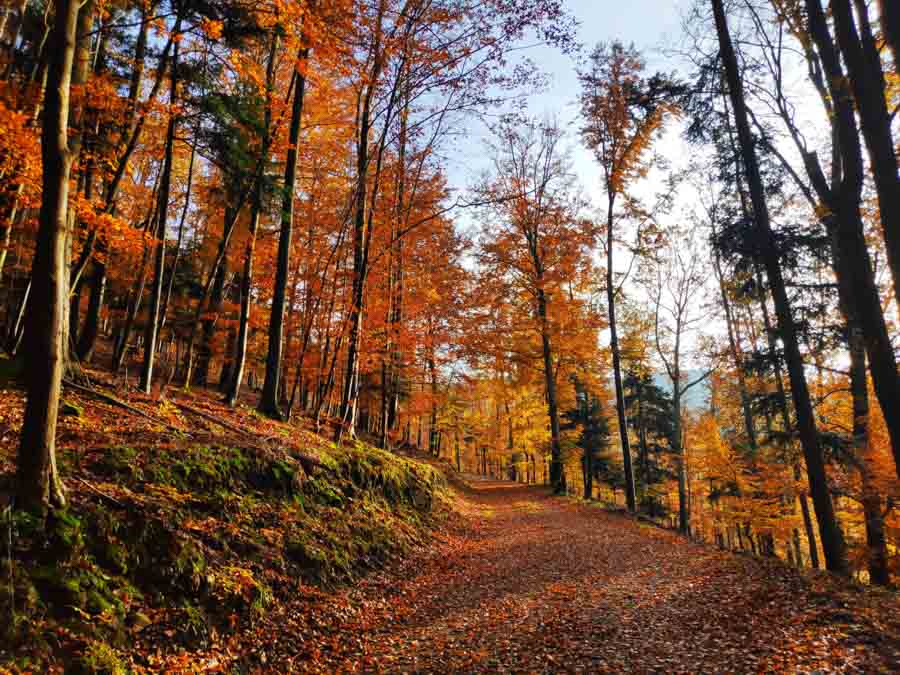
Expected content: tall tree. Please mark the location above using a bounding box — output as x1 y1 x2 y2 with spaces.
579 42 678 512
646 224 712 534
822 0 900 305
15 0 81 511
711 0 848 575
258 44 308 418
227 32 278 407
474 118 597 495
139 13 180 394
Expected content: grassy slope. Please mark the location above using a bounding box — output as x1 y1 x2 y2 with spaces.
0 366 450 673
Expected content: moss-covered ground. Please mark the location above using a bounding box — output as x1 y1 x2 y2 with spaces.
0 371 449 673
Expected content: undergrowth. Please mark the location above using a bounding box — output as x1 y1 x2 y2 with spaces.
0 436 447 672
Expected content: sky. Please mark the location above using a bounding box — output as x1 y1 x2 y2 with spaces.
442 0 694 211
442 0 843 390
441 0 717 390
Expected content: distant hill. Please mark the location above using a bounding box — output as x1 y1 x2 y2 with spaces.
653 371 711 411
609 370 711 412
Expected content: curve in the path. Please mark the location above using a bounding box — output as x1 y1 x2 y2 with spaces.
271 479 900 673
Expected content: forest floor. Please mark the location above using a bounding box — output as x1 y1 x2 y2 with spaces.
249 476 900 673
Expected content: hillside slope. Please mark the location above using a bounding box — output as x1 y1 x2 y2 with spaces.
0 368 450 672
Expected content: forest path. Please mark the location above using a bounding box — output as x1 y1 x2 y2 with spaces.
264 479 900 673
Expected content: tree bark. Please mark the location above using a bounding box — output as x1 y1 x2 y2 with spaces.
139 30 178 395
712 0 848 575
606 195 637 511
878 0 900 71
803 0 900 481
227 34 277 407
536 286 565 493
159 136 195 335
16 0 80 512
338 0 395 439
711 220 757 451
825 0 900 306
194 258 227 387
259 46 307 418
846 316 890 585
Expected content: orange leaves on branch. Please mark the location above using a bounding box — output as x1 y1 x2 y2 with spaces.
579 42 680 195
199 17 224 41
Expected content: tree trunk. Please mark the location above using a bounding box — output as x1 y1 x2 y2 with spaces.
338 100 373 438
878 0 900 71
75 264 104 362
825 0 900 307
846 318 890 585
387 67 410 438
339 1 394 439
673 390 689 534
113 237 151 372
69 274 84 349
227 34 277 407
194 259 226 388
16 0 80 512
606 195 637 511
583 447 593 500
537 286 564 494
158 136 195 335
712 0 848 575
0 187 16 283
139 30 178 394
428 353 439 455
711 221 757 451
259 47 307 418
803 0 900 481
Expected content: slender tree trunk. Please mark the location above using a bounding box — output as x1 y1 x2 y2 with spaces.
711 223 756 450
0 185 16 282
227 35 277 407
712 0 848 575
387 68 409 437
259 47 307 418
127 1 150 118
824 0 900 306
69 273 84 349
227 198 260 406
6 278 29 354
75 261 104 362
583 446 593 499
339 0 394 439
139 32 178 395
182 203 239 386
158 136 195 335
380 209 398 448
428 353 438 454
537 286 564 494
802 0 900 481
338 100 373 438
845 319 890 585
792 528 803 567
194 259 226 387
606 195 637 511
113 234 152 372
16 0 80 511
673 389 689 534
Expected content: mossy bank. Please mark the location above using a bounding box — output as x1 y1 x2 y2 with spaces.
0 436 447 672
